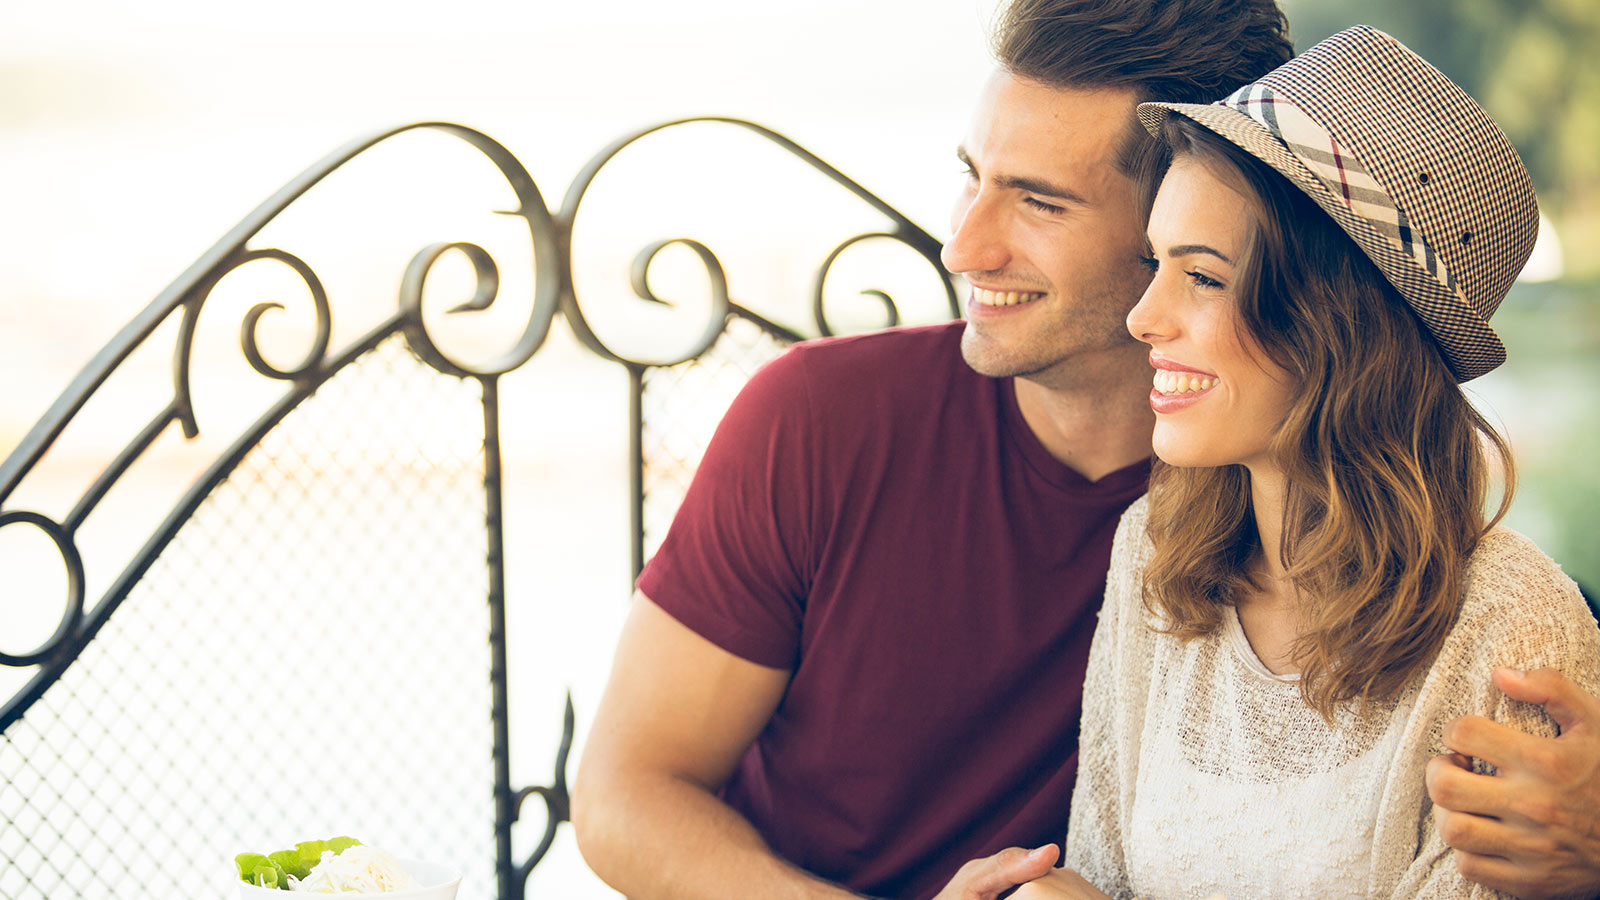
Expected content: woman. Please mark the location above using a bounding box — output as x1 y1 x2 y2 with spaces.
1018 26 1600 900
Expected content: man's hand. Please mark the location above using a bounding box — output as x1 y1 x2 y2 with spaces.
1427 667 1600 900
930 845 1059 900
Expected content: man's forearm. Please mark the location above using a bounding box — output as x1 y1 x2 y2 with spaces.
572 768 870 900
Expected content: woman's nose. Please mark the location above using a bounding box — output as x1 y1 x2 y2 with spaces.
1126 275 1173 344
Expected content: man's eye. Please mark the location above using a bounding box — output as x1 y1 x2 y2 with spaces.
1023 197 1065 215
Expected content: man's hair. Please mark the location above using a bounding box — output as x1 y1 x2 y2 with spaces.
992 0 1293 173
1138 117 1515 720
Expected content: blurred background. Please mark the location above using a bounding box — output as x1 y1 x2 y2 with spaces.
0 0 1595 897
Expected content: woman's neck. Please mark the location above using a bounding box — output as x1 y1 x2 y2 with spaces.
1238 463 1302 675
1248 464 1289 586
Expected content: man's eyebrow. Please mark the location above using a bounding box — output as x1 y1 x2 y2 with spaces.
1165 243 1234 264
955 145 1088 206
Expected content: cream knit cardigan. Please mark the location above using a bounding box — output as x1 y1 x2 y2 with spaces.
1064 495 1600 900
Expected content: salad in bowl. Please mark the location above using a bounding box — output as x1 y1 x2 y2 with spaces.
235 837 459 898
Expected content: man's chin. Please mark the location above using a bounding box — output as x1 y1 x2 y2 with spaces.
959 328 1046 380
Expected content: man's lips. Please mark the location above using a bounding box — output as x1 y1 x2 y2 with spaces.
969 287 1046 308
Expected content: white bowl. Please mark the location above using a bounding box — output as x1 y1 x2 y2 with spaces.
236 857 461 899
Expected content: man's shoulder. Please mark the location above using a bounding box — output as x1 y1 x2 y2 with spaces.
780 321 974 389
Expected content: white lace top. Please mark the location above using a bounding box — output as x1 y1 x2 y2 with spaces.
1064 495 1600 899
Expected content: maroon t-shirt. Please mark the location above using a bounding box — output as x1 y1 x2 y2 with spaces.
638 322 1148 900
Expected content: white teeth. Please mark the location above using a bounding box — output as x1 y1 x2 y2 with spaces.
1152 370 1218 395
973 287 1045 307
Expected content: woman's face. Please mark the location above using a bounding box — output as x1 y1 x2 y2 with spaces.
1126 155 1296 472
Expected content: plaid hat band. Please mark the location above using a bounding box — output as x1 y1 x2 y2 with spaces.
1221 82 1457 298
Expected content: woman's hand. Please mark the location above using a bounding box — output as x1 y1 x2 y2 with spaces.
928 845 1060 900
1010 867 1115 900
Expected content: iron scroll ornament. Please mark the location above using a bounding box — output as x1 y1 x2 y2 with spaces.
0 117 954 898
1 123 545 682
556 115 959 365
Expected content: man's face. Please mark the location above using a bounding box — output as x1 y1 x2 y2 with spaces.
942 71 1152 384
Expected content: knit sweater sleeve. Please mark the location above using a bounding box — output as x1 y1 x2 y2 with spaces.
1064 494 1156 898
1380 528 1600 899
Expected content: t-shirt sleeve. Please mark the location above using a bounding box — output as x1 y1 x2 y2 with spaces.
635 345 820 669
1387 531 1600 900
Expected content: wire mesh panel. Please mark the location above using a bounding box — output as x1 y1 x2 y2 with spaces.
639 315 795 566
0 336 498 899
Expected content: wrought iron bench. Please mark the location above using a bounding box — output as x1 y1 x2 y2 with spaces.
0 119 954 899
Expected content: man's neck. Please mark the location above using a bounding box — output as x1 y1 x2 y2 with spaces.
1012 347 1154 482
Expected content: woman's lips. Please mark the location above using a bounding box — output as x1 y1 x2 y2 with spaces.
1148 385 1216 414
1148 357 1220 414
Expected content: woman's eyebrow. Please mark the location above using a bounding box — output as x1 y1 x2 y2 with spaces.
1165 243 1233 264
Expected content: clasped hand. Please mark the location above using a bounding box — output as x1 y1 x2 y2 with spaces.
1427 667 1600 900
929 845 1111 900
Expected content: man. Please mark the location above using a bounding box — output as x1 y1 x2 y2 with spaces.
570 1 1600 898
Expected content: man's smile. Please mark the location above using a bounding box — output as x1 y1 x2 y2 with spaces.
970 287 1046 307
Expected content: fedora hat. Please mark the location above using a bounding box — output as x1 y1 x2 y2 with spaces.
1137 25 1538 381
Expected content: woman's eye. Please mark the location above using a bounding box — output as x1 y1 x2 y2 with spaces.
1187 270 1224 289
1137 255 1159 273
1022 197 1066 215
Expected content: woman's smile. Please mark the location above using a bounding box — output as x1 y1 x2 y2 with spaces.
1148 354 1221 412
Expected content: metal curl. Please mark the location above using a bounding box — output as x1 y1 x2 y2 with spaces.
556 116 954 361
812 231 959 338
618 238 733 366
0 511 86 668
511 693 573 888
226 248 335 380
397 241 544 379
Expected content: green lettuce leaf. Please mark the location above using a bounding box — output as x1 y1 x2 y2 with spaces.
233 853 285 889
235 836 363 889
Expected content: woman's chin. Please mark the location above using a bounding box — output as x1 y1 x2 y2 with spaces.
1150 434 1211 468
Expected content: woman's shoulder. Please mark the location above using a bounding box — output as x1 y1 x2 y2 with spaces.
1113 492 1152 547
1452 526 1599 676
1463 527 1589 618
1104 493 1155 624
1109 494 1155 576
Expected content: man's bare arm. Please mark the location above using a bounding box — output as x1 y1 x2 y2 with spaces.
1427 667 1600 900
572 593 862 900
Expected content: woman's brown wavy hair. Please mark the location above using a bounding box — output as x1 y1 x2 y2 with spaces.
1139 116 1516 719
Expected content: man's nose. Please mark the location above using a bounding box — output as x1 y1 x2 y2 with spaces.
941 190 1009 276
